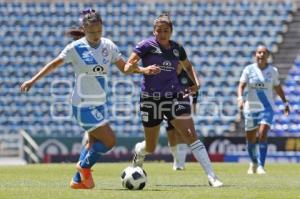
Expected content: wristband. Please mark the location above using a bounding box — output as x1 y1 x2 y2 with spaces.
237 96 243 101
284 102 289 106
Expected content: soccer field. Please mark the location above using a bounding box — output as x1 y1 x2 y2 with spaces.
0 163 299 199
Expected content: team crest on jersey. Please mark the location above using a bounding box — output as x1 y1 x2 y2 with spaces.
173 49 179 57
102 48 109 57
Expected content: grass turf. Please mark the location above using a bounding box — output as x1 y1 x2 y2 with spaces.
0 163 299 199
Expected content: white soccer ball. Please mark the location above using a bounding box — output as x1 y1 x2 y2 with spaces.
121 166 147 190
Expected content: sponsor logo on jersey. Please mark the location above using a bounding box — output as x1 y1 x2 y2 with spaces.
93 65 105 73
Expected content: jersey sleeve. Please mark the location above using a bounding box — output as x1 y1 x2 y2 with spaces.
133 40 149 58
109 40 123 63
178 45 187 61
239 67 249 83
58 43 74 64
273 67 280 86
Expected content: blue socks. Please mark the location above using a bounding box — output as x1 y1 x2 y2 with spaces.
258 142 268 167
80 141 110 168
73 146 88 183
247 142 258 164
73 141 110 183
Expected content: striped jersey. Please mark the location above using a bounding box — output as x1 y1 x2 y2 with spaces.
240 63 280 112
58 37 122 106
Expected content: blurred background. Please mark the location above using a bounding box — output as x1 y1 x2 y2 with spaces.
0 0 299 165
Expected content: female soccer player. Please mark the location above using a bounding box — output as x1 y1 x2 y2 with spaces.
20 9 160 189
124 14 223 187
238 45 290 174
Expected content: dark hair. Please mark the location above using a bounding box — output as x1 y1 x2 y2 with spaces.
65 28 85 40
254 44 270 55
79 8 102 27
153 13 173 31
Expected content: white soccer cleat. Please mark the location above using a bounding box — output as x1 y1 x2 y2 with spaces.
208 175 223 187
132 143 145 168
172 165 185 171
247 162 258 175
256 165 266 175
172 159 185 171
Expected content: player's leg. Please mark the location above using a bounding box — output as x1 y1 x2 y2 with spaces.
166 125 177 166
167 125 186 170
174 130 188 170
256 123 270 174
133 97 161 167
171 117 223 187
133 125 161 167
71 104 114 189
73 124 115 188
244 111 260 174
246 128 258 174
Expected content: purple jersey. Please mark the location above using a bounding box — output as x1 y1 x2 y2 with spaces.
134 37 187 96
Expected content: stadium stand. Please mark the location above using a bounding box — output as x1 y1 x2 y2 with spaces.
0 0 298 137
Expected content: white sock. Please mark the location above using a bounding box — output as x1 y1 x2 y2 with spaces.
176 144 187 168
169 145 178 168
135 140 149 156
189 140 215 178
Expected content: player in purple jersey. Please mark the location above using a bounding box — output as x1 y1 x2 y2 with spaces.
238 45 290 174
21 9 160 189
124 14 223 187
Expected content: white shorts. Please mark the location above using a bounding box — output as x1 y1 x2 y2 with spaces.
72 104 108 132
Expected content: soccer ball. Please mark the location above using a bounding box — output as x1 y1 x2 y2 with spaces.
121 166 147 190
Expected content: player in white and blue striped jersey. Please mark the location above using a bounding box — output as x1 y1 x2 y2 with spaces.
237 45 290 174
21 9 160 189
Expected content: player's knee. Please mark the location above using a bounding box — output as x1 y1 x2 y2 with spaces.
105 137 116 149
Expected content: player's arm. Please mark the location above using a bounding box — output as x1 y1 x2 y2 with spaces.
20 57 64 92
176 63 183 75
237 81 246 110
179 59 200 91
274 85 290 116
124 52 160 75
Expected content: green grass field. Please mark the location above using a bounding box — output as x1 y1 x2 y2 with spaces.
0 162 300 199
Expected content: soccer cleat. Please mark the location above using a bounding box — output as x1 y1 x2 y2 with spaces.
76 162 95 189
70 180 88 189
172 162 185 171
256 165 266 175
247 162 258 175
208 175 223 187
132 143 145 168
132 152 145 168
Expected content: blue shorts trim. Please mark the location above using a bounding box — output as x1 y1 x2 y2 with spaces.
244 110 274 131
72 104 108 132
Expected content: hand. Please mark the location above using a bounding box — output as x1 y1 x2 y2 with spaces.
20 80 34 92
143 65 161 75
238 99 244 111
183 85 200 98
284 105 290 116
